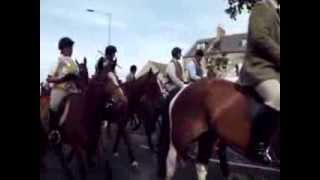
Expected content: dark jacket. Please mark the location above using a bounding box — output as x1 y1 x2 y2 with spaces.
240 1 280 86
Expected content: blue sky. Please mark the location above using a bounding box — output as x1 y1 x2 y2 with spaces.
40 0 249 81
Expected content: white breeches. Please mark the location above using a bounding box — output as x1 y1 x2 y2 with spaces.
50 89 68 112
255 79 280 111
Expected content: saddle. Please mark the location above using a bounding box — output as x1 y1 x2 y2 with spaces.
239 85 267 120
56 92 81 126
238 85 280 154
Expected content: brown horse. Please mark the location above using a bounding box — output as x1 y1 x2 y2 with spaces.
75 57 89 89
103 69 162 165
42 67 123 180
160 79 280 180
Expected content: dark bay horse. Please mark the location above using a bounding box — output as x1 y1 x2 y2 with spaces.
160 79 280 180
103 70 162 165
58 70 125 180
41 65 122 180
75 57 89 89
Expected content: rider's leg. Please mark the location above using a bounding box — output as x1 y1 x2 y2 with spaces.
255 79 280 112
49 89 68 141
250 79 280 163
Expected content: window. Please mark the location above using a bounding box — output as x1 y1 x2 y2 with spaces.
240 39 247 47
196 42 206 50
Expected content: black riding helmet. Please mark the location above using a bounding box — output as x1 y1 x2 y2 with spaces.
58 37 74 50
171 47 182 58
195 49 204 57
105 45 117 56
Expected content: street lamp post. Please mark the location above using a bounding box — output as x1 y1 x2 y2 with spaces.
87 9 112 45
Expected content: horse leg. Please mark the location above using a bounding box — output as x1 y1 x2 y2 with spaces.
217 142 229 178
106 121 113 139
54 144 75 180
165 143 178 180
143 116 155 152
66 148 75 164
196 130 217 180
157 105 170 179
74 147 88 180
147 129 155 152
112 125 122 157
104 159 113 180
86 128 101 168
120 123 138 166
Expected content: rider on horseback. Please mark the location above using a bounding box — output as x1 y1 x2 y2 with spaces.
126 65 137 82
186 49 204 82
95 45 119 78
95 45 125 107
47 37 80 143
165 47 187 95
158 47 188 176
240 0 280 163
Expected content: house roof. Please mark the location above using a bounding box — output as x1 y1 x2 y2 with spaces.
136 60 168 78
184 33 247 58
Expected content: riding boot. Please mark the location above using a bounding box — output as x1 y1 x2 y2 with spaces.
48 109 61 144
248 106 279 164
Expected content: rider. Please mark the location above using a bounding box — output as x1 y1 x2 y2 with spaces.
165 47 186 95
47 37 79 143
239 0 280 163
215 52 228 79
95 45 118 75
126 65 137 82
186 49 204 82
158 47 187 177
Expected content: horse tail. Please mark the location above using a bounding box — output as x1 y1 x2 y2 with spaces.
217 141 229 177
166 142 178 179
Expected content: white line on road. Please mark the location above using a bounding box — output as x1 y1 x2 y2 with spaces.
208 158 280 173
140 145 150 150
138 144 279 173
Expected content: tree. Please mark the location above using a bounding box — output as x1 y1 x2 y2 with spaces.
225 0 257 20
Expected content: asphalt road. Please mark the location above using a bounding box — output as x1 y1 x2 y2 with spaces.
40 124 280 180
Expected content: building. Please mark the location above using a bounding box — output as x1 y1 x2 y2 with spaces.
136 60 168 82
183 33 247 82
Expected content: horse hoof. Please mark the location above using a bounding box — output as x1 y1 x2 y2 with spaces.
131 161 139 167
113 152 119 157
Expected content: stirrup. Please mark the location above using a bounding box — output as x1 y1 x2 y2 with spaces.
48 130 62 144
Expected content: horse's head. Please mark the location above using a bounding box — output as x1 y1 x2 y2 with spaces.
75 57 89 89
76 58 89 80
91 68 127 108
137 69 162 107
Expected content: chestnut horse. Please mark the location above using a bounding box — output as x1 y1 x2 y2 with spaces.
41 66 122 180
160 79 280 180
103 70 162 165
40 58 89 165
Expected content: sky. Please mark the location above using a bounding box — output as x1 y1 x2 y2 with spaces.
40 0 249 82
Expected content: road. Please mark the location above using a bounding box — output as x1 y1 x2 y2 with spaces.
40 124 280 180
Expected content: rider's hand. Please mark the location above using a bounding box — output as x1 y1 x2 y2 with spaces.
182 83 189 88
46 76 55 83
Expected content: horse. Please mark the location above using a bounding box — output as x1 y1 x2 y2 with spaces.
40 57 89 147
53 69 125 180
75 57 89 89
40 63 119 180
102 69 163 165
159 78 280 180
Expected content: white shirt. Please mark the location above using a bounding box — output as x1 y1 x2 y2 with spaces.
186 60 202 82
50 55 79 78
165 59 185 91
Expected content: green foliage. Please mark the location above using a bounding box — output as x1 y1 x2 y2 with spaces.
225 0 257 20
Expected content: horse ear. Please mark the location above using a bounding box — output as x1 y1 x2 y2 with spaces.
75 59 79 65
83 57 87 65
148 68 153 76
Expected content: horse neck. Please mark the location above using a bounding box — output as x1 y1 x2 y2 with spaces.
122 78 147 102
